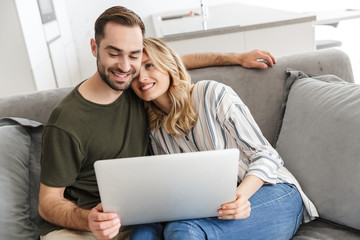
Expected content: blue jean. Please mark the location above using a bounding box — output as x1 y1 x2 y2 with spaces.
130 183 303 240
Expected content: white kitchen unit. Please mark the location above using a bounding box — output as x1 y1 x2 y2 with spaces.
0 0 57 97
50 0 81 88
0 0 80 97
152 3 317 56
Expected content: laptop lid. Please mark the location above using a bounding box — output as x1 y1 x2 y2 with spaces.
94 148 239 226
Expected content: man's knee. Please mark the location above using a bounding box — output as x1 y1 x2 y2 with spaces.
40 229 97 240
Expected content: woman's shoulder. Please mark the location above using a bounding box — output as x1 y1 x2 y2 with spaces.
194 79 225 87
193 80 230 95
193 80 245 109
192 80 233 110
193 80 238 100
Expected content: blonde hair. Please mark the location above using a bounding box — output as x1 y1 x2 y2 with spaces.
143 38 197 137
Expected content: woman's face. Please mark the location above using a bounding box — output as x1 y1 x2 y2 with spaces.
131 52 171 112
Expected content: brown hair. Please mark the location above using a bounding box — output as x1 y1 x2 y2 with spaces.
143 38 197 137
94 6 145 46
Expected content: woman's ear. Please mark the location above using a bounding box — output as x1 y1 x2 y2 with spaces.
90 38 98 57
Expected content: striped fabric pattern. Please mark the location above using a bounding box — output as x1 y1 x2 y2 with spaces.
149 80 318 222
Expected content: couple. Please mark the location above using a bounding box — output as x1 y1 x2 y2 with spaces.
39 5 317 240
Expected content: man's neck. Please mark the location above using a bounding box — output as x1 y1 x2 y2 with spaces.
78 72 123 105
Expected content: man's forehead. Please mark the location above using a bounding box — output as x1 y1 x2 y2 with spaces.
100 22 143 51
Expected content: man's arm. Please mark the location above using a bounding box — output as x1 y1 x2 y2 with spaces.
38 183 120 239
181 50 276 70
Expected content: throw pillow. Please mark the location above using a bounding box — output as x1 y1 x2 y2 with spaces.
274 69 345 143
275 71 360 230
0 117 44 240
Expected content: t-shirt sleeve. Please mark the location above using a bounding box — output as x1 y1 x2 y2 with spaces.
40 126 84 187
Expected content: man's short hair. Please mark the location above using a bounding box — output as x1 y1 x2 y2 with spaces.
94 6 145 46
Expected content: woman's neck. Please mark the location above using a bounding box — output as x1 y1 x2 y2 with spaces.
153 95 172 114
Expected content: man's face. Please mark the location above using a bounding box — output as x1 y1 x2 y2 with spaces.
92 22 143 91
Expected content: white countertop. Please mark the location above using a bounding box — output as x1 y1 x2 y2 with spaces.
153 3 316 41
315 9 360 25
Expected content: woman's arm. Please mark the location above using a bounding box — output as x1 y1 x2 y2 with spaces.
220 91 284 185
181 50 276 70
203 82 283 219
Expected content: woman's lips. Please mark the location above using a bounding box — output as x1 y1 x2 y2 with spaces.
141 83 155 92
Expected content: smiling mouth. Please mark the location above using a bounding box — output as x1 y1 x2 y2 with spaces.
114 72 128 78
141 83 155 91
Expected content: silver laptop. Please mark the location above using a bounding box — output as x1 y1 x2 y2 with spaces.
94 148 239 226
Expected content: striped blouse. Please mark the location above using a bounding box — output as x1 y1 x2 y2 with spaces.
149 80 318 222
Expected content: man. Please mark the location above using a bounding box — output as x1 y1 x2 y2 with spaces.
38 6 276 240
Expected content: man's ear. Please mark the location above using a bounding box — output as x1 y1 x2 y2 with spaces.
90 38 98 57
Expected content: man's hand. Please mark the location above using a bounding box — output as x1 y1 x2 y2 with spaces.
218 194 251 220
88 203 121 240
237 50 276 69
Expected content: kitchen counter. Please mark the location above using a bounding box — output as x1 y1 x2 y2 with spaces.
315 9 360 25
153 3 316 42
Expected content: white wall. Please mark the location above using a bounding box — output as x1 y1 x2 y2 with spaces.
0 0 81 97
64 0 243 83
0 0 59 97
64 0 360 83
0 0 36 96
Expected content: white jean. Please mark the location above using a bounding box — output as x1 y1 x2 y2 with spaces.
41 226 132 240
41 229 97 240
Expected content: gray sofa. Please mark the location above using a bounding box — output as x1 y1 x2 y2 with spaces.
1 48 359 239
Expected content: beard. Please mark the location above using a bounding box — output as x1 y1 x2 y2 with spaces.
97 56 139 92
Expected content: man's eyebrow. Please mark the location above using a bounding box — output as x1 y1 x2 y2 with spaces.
105 46 142 54
130 49 142 55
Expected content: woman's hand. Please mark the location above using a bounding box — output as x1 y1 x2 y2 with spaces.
218 175 265 220
218 194 251 220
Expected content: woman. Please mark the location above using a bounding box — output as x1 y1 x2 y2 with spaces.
129 38 318 240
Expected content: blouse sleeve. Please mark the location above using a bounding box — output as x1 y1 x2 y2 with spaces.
214 82 284 184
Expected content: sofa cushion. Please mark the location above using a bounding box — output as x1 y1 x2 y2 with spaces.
276 70 360 230
0 117 43 239
293 219 360 240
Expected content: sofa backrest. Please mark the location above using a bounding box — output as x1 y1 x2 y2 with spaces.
189 49 354 146
0 87 72 124
0 49 354 146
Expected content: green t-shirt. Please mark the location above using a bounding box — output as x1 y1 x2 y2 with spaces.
40 85 148 235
